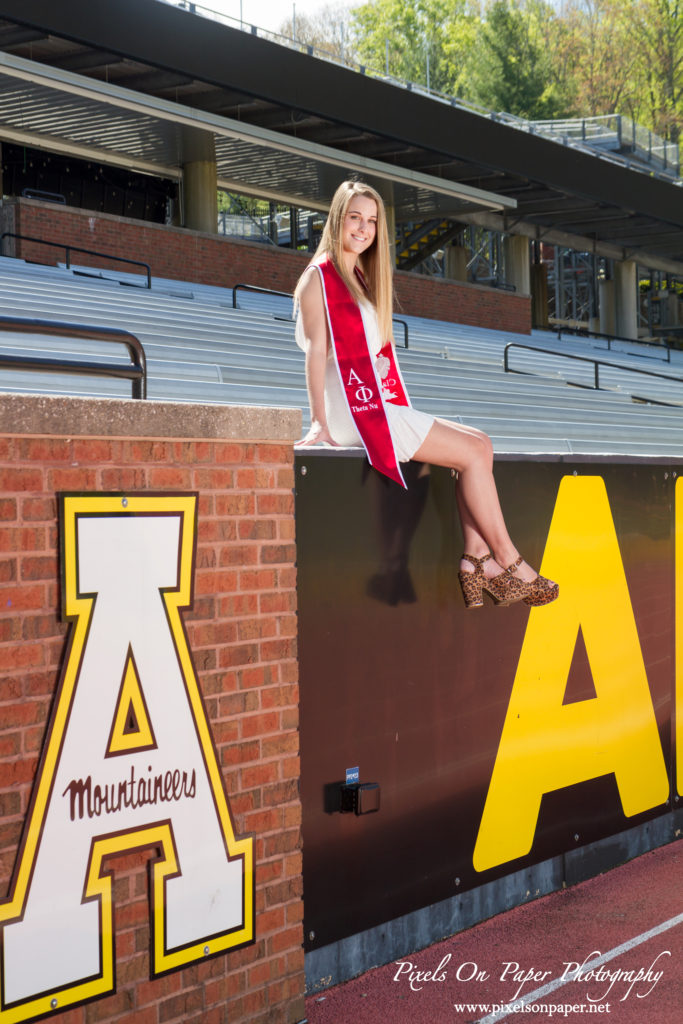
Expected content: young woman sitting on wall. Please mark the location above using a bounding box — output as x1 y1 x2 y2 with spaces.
294 179 558 609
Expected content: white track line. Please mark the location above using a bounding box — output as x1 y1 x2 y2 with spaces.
476 911 683 1023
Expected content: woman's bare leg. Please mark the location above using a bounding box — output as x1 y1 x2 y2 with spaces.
412 418 537 581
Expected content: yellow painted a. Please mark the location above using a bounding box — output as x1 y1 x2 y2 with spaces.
676 478 683 797
473 475 668 873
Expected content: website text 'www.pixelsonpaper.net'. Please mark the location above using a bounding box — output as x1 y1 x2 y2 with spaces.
453 1002 611 1017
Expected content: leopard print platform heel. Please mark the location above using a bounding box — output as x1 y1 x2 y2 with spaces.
458 553 531 609
458 553 488 608
504 556 559 607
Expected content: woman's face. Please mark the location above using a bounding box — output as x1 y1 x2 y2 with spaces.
341 194 378 260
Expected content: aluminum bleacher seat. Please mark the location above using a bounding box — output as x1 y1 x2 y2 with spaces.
2 256 683 456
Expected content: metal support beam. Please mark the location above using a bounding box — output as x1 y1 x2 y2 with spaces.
460 210 683 278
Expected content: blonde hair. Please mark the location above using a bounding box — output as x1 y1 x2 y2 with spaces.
295 180 394 342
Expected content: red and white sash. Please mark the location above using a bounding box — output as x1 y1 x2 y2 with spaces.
316 257 410 488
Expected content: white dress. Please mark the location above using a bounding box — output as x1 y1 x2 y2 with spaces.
296 300 435 462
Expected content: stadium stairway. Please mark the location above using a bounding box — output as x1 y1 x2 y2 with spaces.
1 256 683 456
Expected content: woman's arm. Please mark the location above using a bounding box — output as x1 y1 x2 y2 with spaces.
296 267 338 446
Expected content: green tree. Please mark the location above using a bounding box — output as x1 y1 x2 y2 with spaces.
351 0 476 93
301 0 683 147
634 0 683 142
442 3 482 96
462 1 567 118
529 0 580 116
560 1 642 118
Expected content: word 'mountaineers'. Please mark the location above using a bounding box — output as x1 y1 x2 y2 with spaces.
63 764 197 821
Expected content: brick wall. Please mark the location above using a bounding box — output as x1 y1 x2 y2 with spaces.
0 198 531 334
0 395 304 1024
394 268 531 335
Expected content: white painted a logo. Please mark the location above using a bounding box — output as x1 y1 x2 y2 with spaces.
0 494 254 1023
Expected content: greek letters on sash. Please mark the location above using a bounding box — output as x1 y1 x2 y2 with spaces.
316 258 410 489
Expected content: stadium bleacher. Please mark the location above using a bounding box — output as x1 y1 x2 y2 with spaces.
2 255 683 456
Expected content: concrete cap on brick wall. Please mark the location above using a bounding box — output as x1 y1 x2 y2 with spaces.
0 393 301 440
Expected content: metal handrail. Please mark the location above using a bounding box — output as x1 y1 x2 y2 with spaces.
232 282 410 348
0 233 152 289
0 316 147 399
392 318 409 350
21 188 66 204
232 283 291 307
504 342 682 406
546 324 672 362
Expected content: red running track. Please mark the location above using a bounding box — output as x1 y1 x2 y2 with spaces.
305 840 682 1024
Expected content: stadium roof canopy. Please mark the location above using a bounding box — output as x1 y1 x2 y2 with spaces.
0 0 682 273
0 50 509 223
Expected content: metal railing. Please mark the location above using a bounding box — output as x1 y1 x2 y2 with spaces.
232 283 292 308
0 317 147 399
545 324 672 362
0 233 152 289
528 115 679 176
21 188 66 204
232 283 410 348
217 206 275 245
504 342 682 406
391 318 409 350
